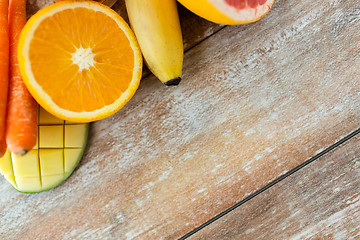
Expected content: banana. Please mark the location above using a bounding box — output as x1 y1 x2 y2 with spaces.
125 0 183 86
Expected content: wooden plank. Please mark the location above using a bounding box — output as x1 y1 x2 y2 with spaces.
188 133 360 240
1 0 360 239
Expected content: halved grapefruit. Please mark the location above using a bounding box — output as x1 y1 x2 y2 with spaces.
177 0 275 25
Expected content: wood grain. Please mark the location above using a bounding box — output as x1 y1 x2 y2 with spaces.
188 133 360 240
1 0 360 239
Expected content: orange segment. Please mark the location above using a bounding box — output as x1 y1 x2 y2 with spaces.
18 1 142 122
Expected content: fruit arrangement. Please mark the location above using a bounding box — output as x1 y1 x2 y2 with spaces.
0 0 275 192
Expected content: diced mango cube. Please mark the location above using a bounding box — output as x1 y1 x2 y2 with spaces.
65 124 88 148
12 150 40 177
39 149 63 176
64 149 82 173
39 107 64 125
15 176 42 192
39 125 63 148
0 149 13 176
42 174 65 189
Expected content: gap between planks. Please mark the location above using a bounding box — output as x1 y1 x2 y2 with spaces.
179 127 360 240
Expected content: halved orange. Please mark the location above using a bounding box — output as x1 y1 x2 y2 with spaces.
18 1 142 122
177 0 275 25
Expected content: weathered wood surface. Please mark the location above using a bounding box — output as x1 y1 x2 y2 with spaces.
189 133 360 240
1 0 360 239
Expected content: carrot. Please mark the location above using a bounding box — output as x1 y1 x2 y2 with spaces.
6 0 38 156
0 0 9 158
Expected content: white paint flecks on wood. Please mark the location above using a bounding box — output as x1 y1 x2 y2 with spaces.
1 0 360 239
189 135 360 240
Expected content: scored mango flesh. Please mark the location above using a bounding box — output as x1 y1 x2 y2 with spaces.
0 107 89 193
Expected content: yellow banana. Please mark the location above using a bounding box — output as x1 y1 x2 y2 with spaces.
125 0 183 86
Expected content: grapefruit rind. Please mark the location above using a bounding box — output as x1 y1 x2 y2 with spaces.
177 0 275 25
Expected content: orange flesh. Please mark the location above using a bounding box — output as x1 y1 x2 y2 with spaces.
224 0 267 9
29 8 135 113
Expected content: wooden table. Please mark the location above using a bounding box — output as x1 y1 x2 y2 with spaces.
1 0 359 239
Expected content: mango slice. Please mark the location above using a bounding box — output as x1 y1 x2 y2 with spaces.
0 107 89 193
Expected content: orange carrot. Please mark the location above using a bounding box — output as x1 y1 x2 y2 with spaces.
6 0 38 156
0 0 9 158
